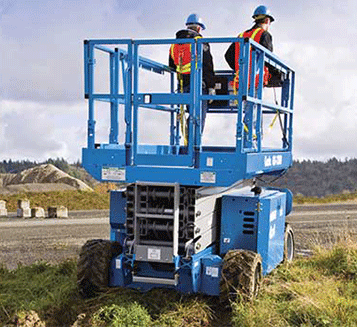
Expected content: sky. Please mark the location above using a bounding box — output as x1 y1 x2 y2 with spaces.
0 0 356 163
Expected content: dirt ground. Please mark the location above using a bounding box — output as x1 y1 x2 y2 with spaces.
0 211 109 270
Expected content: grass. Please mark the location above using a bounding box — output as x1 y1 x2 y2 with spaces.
232 240 357 327
0 259 212 326
294 192 357 205
0 183 125 212
2 241 357 326
0 188 112 212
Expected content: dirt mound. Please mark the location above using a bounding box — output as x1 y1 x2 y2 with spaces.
0 164 93 194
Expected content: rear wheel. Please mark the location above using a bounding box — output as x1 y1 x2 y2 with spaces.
220 249 262 302
77 239 122 298
284 223 295 262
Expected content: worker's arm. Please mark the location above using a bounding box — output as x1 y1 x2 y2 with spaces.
260 31 273 52
224 43 236 71
169 54 176 71
202 43 216 89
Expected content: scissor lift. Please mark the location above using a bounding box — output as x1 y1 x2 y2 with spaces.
78 36 296 299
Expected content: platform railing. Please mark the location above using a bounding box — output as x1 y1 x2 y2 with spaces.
83 37 295 184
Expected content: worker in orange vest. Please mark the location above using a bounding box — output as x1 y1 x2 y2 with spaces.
224 6 276 149
225 5 275 89
169 14 215 134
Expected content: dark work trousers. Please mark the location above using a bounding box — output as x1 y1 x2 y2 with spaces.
182 84 208 134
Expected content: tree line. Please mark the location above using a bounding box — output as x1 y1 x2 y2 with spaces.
270 158 357 197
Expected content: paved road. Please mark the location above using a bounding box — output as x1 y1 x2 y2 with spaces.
1 204 357 269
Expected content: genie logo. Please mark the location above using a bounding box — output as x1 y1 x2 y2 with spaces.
264 155 283 167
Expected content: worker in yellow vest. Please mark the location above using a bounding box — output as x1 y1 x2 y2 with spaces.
169 14 215 135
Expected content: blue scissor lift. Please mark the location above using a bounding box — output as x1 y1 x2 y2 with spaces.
78 36 295 299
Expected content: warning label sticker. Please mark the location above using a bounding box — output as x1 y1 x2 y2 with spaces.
200 171 216 184
102 167 126 181
206 266 219 278
148 248 161 261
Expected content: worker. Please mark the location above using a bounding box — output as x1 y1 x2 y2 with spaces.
169 13 216 135
224 5 277 149
224 4 274 87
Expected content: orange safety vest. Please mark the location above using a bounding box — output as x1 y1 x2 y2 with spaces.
234 27 270 89
170 43 191 74
169 36 201 74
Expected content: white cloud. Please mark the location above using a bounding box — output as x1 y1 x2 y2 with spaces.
1 0 357 163
0 100 86 162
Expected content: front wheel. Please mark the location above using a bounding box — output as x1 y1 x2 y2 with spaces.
77 239 122 298
220 249 262 302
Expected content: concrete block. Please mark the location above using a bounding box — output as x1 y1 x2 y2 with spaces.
31 207 45 218
17 208 31 218
47 206 68 218
18 199 30 209
0 200 6 209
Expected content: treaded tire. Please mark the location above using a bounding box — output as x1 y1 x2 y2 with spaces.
284 223 295 262
77 239 122 298
220 249 262 302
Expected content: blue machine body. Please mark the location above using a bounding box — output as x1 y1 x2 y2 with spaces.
220 187 287 274
108 187 288 295
82 36 295 296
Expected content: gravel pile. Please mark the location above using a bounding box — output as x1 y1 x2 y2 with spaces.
0 164 93 194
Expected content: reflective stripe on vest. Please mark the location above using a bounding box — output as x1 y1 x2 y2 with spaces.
234 27 264 72
234 27 270 88
170 36 202 74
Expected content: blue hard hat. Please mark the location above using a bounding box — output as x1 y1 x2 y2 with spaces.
185 13 206 30
252 5 275 22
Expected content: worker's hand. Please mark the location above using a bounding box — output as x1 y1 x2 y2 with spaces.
208 88 216 103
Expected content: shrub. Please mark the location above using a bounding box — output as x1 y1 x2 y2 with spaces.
91 303 151 327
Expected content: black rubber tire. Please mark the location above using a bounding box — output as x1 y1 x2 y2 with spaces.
77 239 122 298
284 223 295 262
220 249 262 302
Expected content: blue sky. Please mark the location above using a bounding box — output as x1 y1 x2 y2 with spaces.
0 0 356 162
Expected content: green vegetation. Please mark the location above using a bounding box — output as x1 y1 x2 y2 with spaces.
294 192 357 205
272 157 357 197
2 242 357 326
91 303 152 327
232 242 357 327
2 186 355 213
0 260 212 326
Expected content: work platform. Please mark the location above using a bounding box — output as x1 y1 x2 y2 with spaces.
82 37 295 187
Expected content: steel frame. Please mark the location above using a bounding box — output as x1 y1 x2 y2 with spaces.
82 37 295 187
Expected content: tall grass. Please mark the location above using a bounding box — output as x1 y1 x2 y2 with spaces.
232 242 357 327
294 192 357 204
2 243 357 326
0 260 81 326
0 261 212 326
